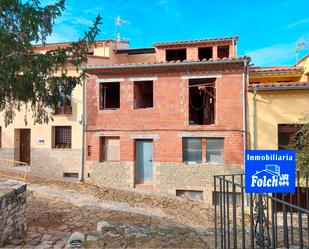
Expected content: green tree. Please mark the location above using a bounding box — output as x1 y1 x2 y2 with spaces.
0 0 102 126
288 119 309 174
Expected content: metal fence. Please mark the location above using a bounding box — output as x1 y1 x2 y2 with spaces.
214 172 309 249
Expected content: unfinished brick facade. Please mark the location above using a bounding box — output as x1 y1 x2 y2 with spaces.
85 37 249 202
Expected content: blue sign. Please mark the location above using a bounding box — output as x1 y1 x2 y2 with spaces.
245 150 296 193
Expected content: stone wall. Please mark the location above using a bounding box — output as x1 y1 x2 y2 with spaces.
86 160 243 203
30 148 81 179
86 161 132 188
0 180 27 247
0 148 81 179
0 148 15 161
154 162 243 202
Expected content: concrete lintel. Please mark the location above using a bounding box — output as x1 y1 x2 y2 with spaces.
179 131 225 138
181 74 222 79
96 78 124 83
128 77 158 81
129 134 160 139
95 131 123 137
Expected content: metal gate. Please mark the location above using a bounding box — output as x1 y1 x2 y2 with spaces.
214 172 309 249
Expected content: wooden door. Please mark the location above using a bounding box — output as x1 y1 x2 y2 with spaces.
20 129 31 165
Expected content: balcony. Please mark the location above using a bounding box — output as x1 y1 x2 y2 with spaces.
54 106 72 115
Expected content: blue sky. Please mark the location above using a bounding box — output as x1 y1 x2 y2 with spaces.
44 0 309 66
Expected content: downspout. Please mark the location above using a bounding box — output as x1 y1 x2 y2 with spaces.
243 59 250 153
80 78 86 183
242 58 250 175
253 87 257 150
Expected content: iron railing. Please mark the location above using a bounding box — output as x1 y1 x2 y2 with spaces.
214 172 309 249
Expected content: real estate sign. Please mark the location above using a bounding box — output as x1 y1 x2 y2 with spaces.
245 150 296 193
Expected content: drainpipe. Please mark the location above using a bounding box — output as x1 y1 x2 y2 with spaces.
242 58 250 175
80 78 86 183
253 87 257 150
242 59 250 153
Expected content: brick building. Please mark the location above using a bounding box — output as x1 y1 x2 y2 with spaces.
84 36 250 202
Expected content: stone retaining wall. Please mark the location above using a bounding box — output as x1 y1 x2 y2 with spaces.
0 180 27 247
86 160 243 203
86 161 132 188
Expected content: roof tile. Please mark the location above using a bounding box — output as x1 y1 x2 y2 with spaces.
153 36 239 47
249 66 303 73
248 81 309 90
84 56 250 69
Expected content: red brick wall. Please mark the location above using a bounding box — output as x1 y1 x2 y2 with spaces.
86 69 245 165
154 41 236 62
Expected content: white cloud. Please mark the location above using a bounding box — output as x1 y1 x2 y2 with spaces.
55 9 94 27
246 43 296 66
83 7 104 15
287 18 309 28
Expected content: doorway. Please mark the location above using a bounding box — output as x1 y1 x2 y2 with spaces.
20 129 31 165
135 140 153 183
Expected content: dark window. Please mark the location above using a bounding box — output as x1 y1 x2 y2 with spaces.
206 138 224 164
134 81 153 109
87 145 92 156
278 124 301 149
189 78 216 125
100 137 120 161
166 49 186 61
217 45 229 59
176 190 203 200
212 191 241 206
183 138 202 163
87 48 94 55
198 47 213 60
63 173 79 178
55 90 72 114
99 82 120 109
54 126 71 149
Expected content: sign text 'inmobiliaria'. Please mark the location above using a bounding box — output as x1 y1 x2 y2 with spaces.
245 150 296 193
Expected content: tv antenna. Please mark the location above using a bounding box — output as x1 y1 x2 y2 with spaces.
114 15 130 49
296 37 306 63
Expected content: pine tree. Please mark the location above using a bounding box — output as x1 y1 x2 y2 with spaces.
0 0 102 125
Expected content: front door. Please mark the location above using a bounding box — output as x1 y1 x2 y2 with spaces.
20 129 31 165
136 140 153 183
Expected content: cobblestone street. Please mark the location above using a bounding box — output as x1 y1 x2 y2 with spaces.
2 176 215 248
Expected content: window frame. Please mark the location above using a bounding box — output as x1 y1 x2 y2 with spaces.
206 138 224 165
188 78 216 126
100 136 120 162
165 48 187 61
182 137 203 163
133 80 154 109
53 126 72 149
99 82 120 110
278 124 301 150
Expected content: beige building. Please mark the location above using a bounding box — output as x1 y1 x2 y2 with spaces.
248 54 309 150
0 39 131 179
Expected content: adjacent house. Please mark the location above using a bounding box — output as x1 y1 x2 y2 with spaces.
248 54 309 150
84 36 250 201
0 39 128 179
